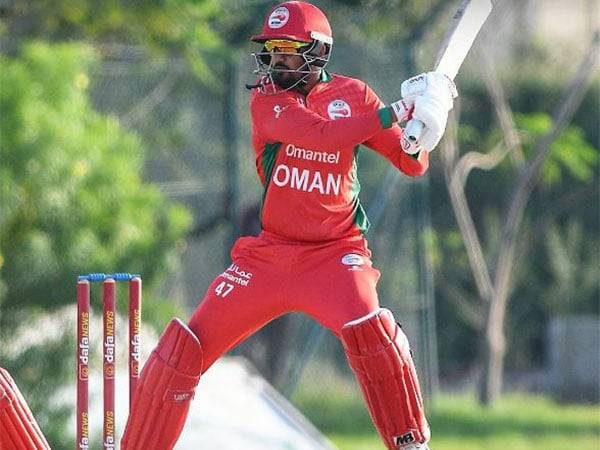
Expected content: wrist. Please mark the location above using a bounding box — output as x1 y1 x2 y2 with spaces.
390 99 413 123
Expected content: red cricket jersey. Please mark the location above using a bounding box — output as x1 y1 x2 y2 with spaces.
250 71 429 242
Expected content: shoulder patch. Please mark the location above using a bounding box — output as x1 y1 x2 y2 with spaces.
327 99 352 119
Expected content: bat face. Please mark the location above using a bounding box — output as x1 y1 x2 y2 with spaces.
435 0 493 79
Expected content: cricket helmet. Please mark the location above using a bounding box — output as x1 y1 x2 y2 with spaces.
249 1 333 93
251 1 333 46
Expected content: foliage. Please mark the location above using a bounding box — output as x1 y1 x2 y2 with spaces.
514 113 598 186
432 78 599 375
0 41 191 446
325 0 448 42
0 0 223 84
542 220 600 315
0 41 191 317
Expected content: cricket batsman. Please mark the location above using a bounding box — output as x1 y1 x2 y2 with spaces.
122 2 456 449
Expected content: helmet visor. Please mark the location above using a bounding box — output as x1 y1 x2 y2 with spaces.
264 39 309 53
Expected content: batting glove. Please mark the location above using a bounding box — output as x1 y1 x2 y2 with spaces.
389 72 429 123
412 72 458 152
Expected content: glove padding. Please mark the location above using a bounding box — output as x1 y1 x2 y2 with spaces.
400 72 428 99
412 72 457 152
390 72 432 123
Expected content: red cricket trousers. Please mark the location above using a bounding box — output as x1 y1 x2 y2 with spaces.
188 231 382 373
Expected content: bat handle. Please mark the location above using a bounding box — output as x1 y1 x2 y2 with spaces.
402 119 425 154
405 118 425 143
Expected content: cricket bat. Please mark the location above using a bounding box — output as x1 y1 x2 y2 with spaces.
404 0 493 146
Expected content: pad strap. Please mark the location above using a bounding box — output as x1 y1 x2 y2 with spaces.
341 308 430 449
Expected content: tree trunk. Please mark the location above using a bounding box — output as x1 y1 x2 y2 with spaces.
479 293 507 405
443 30 599 407
477 30 599 406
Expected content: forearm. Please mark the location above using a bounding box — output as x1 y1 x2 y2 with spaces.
263 108 394 151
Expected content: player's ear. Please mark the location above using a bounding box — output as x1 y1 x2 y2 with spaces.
317 41 328 56
306 41 329 67
312 41 329 57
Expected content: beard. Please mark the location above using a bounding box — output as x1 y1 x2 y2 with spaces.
272 71 300 89
271 64 306 90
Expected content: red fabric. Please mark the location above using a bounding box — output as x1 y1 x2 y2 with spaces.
188 231 382 373
341 309 430 449
251 73 428 242
121 319 202 450
0 367 50 450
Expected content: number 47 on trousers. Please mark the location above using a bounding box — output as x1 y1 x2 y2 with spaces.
215 281 234 298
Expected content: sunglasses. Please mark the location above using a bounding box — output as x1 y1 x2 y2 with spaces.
264 39 308 53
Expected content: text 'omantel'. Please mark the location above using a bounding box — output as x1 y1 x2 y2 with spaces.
272 144 342 196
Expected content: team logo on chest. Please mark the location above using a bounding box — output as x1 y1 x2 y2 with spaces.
327 99 351 119
268 7 289 29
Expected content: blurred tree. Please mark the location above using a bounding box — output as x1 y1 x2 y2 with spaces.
433 73 599 377
0 0 223 83
0 41 191 447
326 0 449 71
437 32 599 405
0 41 191 316
542 220 600 316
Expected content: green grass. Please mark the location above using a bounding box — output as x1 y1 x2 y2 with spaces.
294 387 600 450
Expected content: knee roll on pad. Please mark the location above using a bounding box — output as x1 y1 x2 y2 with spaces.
341 308 430 449
121 318 203 450
0 367 50 450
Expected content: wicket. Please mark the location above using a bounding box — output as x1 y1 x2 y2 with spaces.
76 273 142 450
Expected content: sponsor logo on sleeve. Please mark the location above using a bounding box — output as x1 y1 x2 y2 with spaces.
341 253 365 271
328 99 352 119
268 7 290 29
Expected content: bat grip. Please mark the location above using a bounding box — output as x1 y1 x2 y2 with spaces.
405 118 425 144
